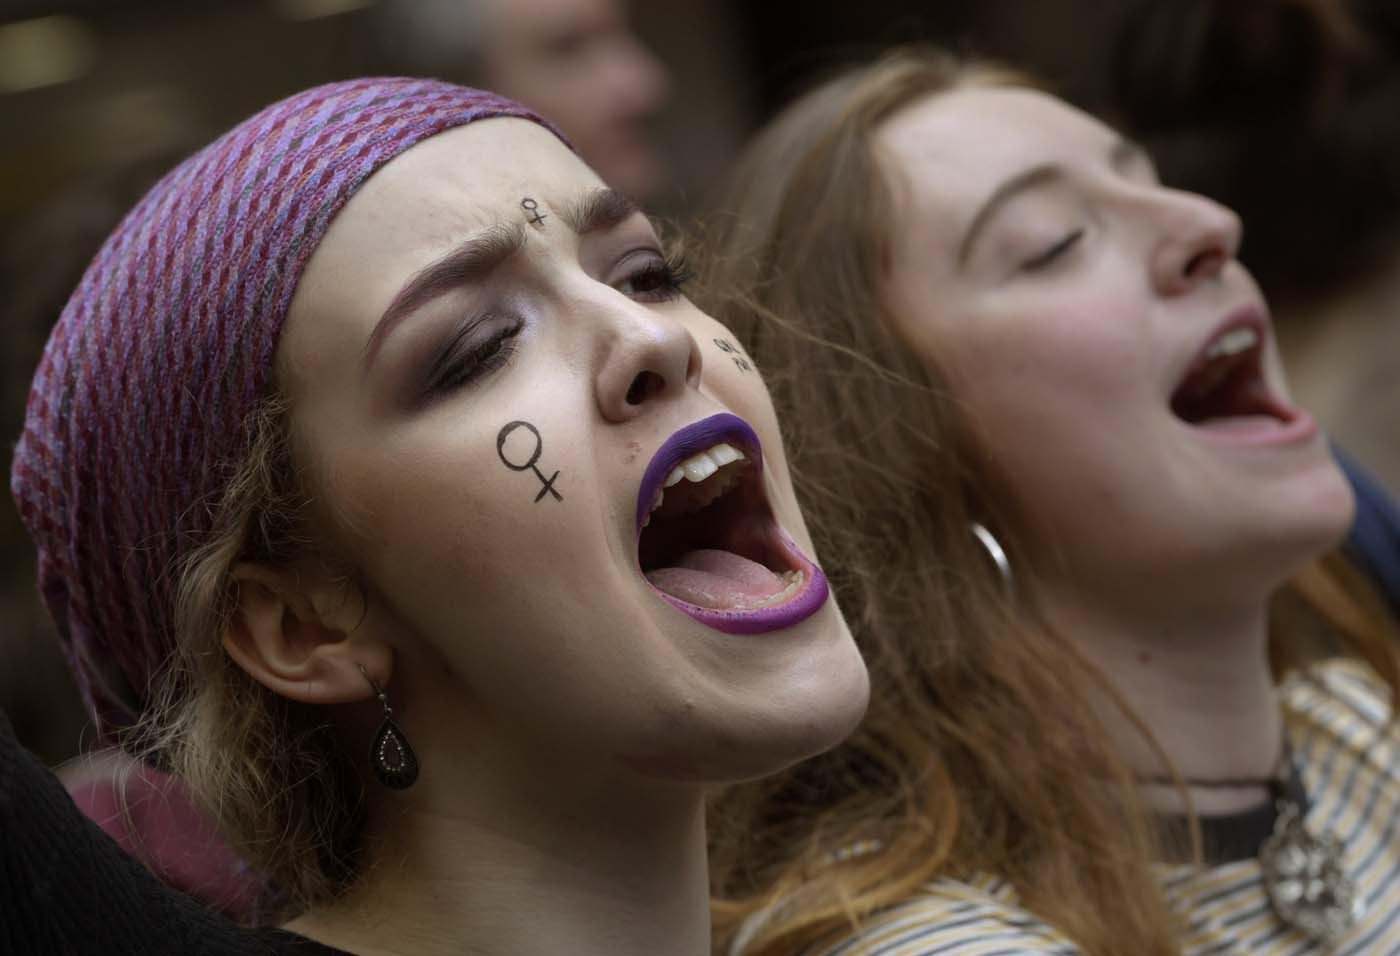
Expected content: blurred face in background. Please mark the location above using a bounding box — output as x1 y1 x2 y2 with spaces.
479 0 670 201
874 87 1354 613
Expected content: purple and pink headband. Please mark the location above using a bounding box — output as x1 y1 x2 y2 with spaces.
10 77 560 740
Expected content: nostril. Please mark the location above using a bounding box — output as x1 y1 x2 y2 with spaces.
1184 248 1224 280
626 370 664 406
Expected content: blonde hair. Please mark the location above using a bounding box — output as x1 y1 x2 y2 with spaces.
695 48 1400 956
129 394 364 914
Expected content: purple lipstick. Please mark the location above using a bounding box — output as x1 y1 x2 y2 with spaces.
635 413 830 634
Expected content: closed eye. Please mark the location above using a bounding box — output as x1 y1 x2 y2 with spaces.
1021 229 1084 272
422 315 523 400
615 251 695 302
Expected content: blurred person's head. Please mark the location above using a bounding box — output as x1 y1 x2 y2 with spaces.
374 0 670 200
1111 0 1400 306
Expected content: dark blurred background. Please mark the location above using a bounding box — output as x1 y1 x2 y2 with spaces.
5 0 1400 763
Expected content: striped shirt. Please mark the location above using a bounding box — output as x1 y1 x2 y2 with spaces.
812 660 1400 956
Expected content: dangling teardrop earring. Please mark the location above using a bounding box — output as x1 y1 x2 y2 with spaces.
357 664 419 790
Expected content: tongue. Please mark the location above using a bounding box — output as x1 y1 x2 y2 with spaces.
1190 378 1297 432
645 548 788 609
1176 369 1293 431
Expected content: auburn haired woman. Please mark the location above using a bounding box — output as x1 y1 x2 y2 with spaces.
698 50 1400 956
2 77 868 955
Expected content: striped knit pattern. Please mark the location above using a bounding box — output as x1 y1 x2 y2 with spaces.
8 78 556 738
807 659 1400 956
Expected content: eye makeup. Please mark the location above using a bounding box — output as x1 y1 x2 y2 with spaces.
421 311 524 400
407 236 694 404
613 250 694 302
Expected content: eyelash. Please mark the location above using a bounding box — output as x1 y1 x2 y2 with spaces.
1021 228 1084 272
424 317 522 398
617 251 695 302
421 253 694 400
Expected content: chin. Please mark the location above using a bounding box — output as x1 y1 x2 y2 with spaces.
1294 449 1356 542
1251 453 1357 582
732 635 870 783
754 606 870 763
622 628 870 786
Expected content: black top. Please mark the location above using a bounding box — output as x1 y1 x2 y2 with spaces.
0 710 350 956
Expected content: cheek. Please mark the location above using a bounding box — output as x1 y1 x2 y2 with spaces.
334 450 504 590
313 412 593 606
698 327 793 482
947 316 1144 439
931 314 1156 530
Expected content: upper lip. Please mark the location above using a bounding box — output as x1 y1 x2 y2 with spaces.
634 413 764 534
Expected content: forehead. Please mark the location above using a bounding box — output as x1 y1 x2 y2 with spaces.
292 117 597 320
342 116 599 252
281 117 599 383
875 87 1115 209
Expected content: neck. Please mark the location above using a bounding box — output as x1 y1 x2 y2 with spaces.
1037 581 1283 815
288 763 711 956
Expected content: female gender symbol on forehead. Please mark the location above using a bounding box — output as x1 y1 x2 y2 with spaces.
497 420 563 502
521 197 547 227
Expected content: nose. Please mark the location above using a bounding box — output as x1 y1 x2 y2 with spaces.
594 294 702 423
602 34 670 117
1147 190 1243 296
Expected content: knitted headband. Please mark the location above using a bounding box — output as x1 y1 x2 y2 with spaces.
10 78 560 740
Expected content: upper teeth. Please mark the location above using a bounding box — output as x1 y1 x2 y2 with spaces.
644 443 749 523
665 443 746 488
1205 327 1258 360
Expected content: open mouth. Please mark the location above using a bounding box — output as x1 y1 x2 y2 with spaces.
1169 319 1298 433
635 413 828 634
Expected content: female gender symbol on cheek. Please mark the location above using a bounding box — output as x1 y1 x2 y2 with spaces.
497 420 563 502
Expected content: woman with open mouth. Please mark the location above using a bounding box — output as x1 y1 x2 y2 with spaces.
698 50 1400 956
1 78 868 956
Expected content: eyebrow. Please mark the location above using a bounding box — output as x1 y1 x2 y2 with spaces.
557 186 642 235
955 138 1150 269
362 186 643 368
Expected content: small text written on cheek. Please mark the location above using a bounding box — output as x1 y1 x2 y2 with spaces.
713 338 752 373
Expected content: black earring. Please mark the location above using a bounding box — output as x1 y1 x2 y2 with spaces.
358 664 419 790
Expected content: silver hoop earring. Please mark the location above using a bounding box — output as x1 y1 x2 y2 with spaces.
970 521 1013 593
358 664 419 790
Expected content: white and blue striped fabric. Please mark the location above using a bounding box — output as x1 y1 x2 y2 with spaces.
808 660 1400 956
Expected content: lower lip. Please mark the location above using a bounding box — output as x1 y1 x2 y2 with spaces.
1188 410 1319 447
652 535 830 635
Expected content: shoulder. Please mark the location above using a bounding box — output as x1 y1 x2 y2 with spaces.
1282 659 1400 816
0 709 273 955
1279 662 1400 954
1282 658 1394 746
809 876 1081 956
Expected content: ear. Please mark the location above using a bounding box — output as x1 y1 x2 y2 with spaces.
222 561 390 705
